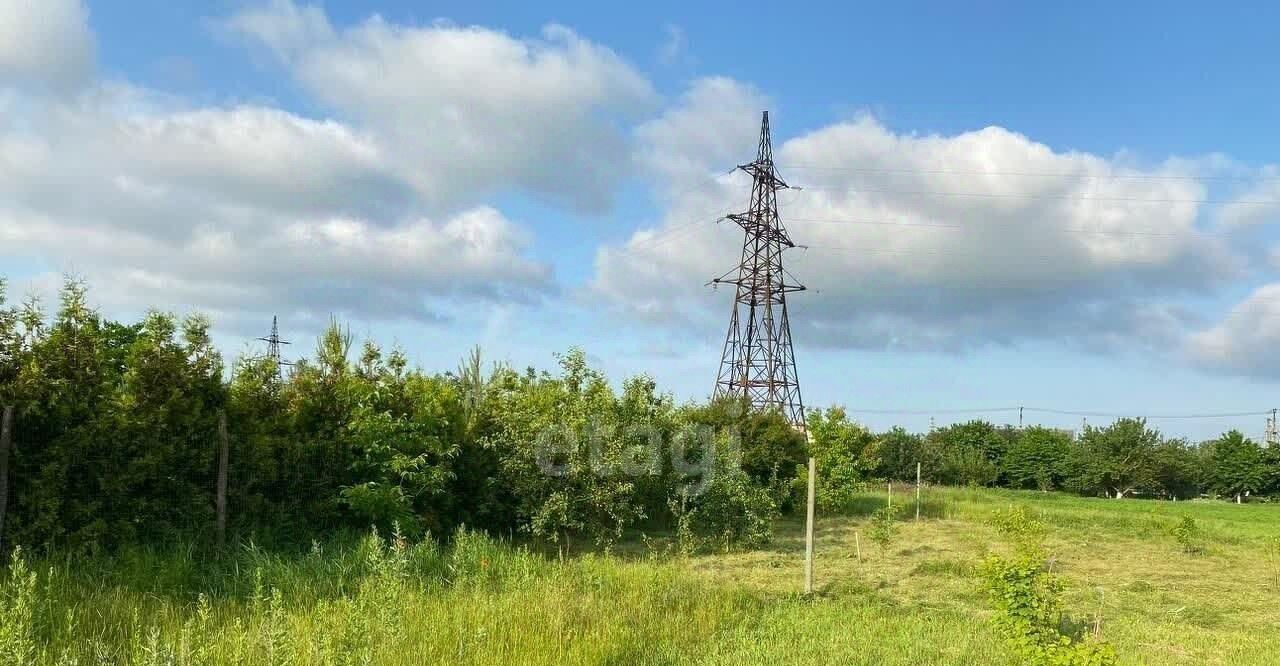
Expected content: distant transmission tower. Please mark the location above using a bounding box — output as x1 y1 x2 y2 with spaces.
1266 409 1278 448
257 316 293 379
711 111 807 430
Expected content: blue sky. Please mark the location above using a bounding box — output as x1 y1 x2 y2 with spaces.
6 0 1280 440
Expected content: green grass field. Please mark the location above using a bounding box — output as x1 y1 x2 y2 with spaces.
2 487 1277 665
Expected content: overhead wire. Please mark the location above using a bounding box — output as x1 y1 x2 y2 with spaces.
838 406 1275 420
776 163 1280 184
782 183 1280 206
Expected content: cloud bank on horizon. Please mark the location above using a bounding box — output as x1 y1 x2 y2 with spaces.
3 0 1280 378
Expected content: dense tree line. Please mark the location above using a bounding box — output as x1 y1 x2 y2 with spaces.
0 278 1275 553
0 278 806 553
811 410 1280 505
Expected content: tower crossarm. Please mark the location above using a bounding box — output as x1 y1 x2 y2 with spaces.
725 213 796 247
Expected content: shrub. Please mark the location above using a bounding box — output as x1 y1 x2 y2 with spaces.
875 427 930 482
1170 515 1202 555
867 504 901 553
678 467 778 552
803 407 878 512
928 421 1005 486
980 507 1117 666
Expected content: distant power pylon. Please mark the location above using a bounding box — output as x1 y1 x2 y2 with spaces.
711 111 807 430
1266 409 1278 447
257 316 293 379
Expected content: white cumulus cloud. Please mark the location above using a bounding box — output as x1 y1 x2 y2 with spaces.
222 0 656 213
0 0 95 92
593 77 1236 352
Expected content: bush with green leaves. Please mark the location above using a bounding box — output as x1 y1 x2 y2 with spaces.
867 504 901 553
801 407 879 512
1170 515 1202 555
980 507 1117 666
874 427 930 481
665 424 780 552
927 421 1006 487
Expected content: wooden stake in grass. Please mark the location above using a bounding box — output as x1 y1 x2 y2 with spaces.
855 531 862 565
0 406 12 553
804 456 816 595
887 481 892 509
916 462 922 522
216 409 229 550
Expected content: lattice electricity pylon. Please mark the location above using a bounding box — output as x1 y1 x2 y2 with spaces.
710 111 807 431
256 316 293 379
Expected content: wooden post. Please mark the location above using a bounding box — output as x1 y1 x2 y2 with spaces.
0 406 12 553
916 462 922 521
216 410 229 549
804 456 816 595
887 481 892 509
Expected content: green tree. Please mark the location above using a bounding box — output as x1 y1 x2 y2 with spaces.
927 420 1003 486
1265 446 1280 496
1151 439 1202 500
1066 418 1161 499
875 427 931 481
803 407 878 512
1003 427 1072 491
490 348 645 551
1207 430 1266 503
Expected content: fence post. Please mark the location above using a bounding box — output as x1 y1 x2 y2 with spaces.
916 462 922 522
804 455 816 595
216 409 229 549
0 406 12 553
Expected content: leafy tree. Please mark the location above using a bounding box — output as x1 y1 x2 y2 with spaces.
490 348 645 551
1151 439 1202 500
1265 446 1280 496
1065 418 1160 499
1207 430 1267 503
802 407 878 512
1003 427 1072 491
927 420 1003 486
875 427 931 481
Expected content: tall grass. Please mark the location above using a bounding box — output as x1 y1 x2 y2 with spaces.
2 487 1277 665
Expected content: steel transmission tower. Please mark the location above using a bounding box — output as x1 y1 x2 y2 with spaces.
711 111 807 430
257 316 293 378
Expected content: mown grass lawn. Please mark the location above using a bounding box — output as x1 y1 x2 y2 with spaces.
2 487 1277 665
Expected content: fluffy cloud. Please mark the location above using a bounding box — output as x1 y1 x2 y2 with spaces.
594 78 1237 352
3 205 549 326
1187 283 1280 377
1216 166 1280 229
0 2 556 330
0 0 94 91
222 0 655 212
0 93 553 325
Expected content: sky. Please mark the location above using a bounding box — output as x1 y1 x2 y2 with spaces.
5 0 1280 440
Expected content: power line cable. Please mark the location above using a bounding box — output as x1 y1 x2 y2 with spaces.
839 406 1275 420
778 163 1280 184
786 183 1280 206
784 215 1243 239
